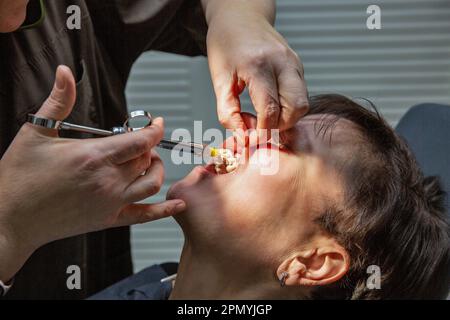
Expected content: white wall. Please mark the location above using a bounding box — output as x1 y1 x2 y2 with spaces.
126 0 450 272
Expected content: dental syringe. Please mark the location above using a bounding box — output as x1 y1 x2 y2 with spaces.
27 110 220 157
157 139 219 156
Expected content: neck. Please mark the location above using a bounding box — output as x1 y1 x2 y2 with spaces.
169 241 304 300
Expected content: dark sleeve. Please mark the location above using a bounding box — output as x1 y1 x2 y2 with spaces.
149 0 208 56
87 0 207 77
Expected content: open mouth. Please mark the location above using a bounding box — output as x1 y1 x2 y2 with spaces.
201 148 241 176
205 141 284 176
211 148 241 174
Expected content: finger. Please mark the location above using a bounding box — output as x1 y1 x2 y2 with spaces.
122 152 164 203
34 65 76 137
241 113 260 148
247 69 280 131
277 68 309 130
213 72 247 132
113 200 186 227
222 135 239 154
99 117 164 165
119 151 152 183
223 113 258 152
241 112 257 130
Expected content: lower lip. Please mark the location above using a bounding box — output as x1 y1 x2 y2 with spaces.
204 163 217 173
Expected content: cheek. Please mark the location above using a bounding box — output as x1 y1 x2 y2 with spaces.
220 173 287 233
209 176 296 264
246 148 283 176
222 152 297 235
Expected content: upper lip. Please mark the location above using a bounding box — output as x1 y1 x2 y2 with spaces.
248 142 281 156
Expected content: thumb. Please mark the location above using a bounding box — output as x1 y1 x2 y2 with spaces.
36 65 76 121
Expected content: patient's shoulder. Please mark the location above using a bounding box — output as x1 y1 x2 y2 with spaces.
88 263 178 300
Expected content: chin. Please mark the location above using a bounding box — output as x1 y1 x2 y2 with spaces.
166 167 204 229
167 165 226 230
167 165 213 201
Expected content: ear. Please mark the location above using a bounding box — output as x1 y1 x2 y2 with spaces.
276 240 349 287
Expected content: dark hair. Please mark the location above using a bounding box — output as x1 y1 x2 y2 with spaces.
308 94 450 299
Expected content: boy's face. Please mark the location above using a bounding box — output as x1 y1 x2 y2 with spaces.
167 114 355 268
0 0 29 32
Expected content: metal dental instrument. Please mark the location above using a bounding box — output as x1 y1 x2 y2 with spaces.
27 110 213 156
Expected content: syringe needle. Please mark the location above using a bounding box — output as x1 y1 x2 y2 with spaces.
157 139 216 156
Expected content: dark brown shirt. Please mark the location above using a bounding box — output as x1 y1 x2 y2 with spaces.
0 0 206 299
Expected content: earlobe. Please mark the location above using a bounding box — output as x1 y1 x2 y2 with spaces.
276 250 311 287
277 242 349 288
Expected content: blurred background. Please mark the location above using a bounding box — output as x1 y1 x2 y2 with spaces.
125 0 450 272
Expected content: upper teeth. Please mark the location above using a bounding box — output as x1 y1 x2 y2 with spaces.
212 149 240 174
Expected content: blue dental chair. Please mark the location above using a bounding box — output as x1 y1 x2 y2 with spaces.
396 103 450 300
396 103 450 218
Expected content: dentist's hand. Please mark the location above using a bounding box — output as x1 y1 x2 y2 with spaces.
0 66 185 283
204 0 309 136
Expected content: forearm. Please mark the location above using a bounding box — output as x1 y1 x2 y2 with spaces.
0 202 34 283
0 225 31 283
201 0 276 26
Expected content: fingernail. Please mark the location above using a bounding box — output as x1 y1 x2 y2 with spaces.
153 117 164 124
173 200 186 212
55 67 66 90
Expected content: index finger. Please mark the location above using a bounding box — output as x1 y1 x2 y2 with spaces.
248 71 280 131
97 117 164 165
